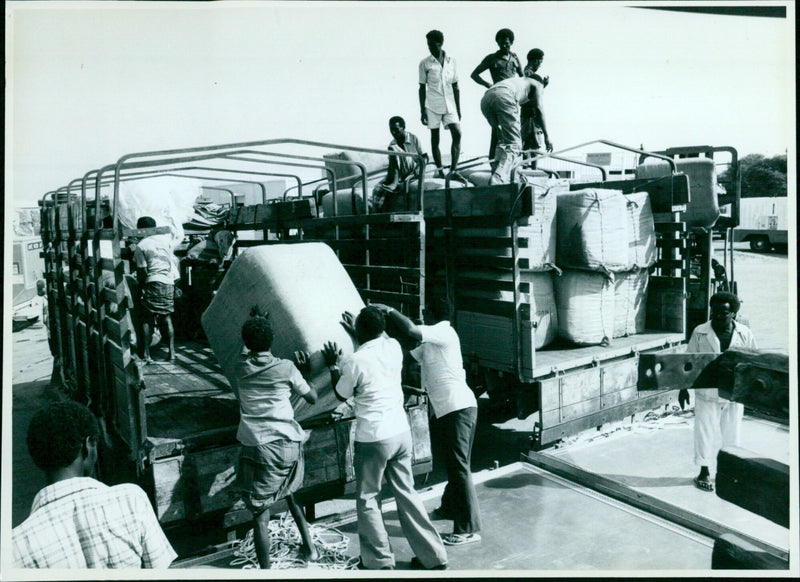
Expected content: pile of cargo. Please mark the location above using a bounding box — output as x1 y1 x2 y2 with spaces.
554 188 656 345
445 178 657 350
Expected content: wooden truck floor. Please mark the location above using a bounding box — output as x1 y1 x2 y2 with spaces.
532 330 686 376
140 341 238 443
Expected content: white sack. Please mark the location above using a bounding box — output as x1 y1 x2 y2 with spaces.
613 269 649 338
117 177 201 245
201 243 365 421
556 189 629 273
624 192 657 269
554 269 615 345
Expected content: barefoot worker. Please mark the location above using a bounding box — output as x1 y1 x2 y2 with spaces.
233 309 320 568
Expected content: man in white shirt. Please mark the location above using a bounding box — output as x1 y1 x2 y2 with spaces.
321 306 448 570
375 299 481 546
419 29 466 184
680 292 758 492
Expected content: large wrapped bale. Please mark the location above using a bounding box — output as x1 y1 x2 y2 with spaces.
554 269 615 345
613 269 649 338
624 192 657 269
635 157 720 229
556 189 629 273
201 243 364 421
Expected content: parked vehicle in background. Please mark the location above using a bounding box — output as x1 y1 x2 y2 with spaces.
732 195 788 252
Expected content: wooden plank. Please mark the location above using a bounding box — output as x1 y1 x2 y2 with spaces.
359 289 421 306
454 255 529 270
712 534 789 570
302 426 343 488
151 456 186 522
716 446 789 528
342 264 421 277
523 450 789 562
454 296 517 318
121 226 172 238
422 183 529 218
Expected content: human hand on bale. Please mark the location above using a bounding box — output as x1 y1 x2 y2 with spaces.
321 341 341 368
340 311 356 336
293 350 312 375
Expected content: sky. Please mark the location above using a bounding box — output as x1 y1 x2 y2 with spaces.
5 1 795 209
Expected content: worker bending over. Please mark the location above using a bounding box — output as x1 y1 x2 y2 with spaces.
480 75 552 185
318 307 448 570
374 299 482 546
234 309 319 568
680 292 757 492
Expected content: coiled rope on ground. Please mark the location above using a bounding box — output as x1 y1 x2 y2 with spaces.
229 513 360 570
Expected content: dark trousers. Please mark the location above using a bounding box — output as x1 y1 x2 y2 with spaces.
436 406 481 534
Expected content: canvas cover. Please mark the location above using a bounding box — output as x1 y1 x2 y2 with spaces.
554 269 615 345
556 188 629 273
613 269 649 337
624 191 657 269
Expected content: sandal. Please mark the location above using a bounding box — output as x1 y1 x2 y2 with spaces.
694 476 714 492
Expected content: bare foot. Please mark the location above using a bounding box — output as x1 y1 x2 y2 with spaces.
301 545 320 562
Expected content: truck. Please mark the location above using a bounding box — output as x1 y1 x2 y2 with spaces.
38 138 740 552
732 195 788 252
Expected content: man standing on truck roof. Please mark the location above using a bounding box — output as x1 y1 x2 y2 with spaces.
319 306 448 570
12 400 177 568
470 28 523 160
480 75 552 185
373 116 429 213
373 299 482 546
234 309 320 568
680 292 757 492
419 30 467 185
521 48 550 162
132 216 179 363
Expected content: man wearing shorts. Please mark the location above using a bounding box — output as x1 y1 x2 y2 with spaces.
133 216 178 363
234 309 319 568
419 30 466 184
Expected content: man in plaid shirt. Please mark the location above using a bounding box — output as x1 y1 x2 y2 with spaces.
12 400 177 568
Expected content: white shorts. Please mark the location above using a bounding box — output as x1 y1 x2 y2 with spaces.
425 109 459 130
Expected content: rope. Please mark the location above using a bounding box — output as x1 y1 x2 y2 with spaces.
229 513 360 570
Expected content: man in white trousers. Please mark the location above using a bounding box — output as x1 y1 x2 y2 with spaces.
680 292 757 492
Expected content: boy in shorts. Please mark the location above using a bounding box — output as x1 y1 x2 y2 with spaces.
234 309 320 568
419 30 466 184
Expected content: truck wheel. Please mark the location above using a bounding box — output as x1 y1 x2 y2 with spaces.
750 236 770 252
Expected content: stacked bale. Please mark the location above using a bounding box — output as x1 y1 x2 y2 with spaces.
553 189 656 345
614 191 656 337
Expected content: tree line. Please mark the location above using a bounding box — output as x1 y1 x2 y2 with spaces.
720 154 787 198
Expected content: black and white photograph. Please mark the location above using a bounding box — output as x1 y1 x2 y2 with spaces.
3 0 796 577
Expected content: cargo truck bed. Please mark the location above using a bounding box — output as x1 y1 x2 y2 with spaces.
140 341 238 449
532 330 685 377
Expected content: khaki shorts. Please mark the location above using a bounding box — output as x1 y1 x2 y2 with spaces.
425 109 459 130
